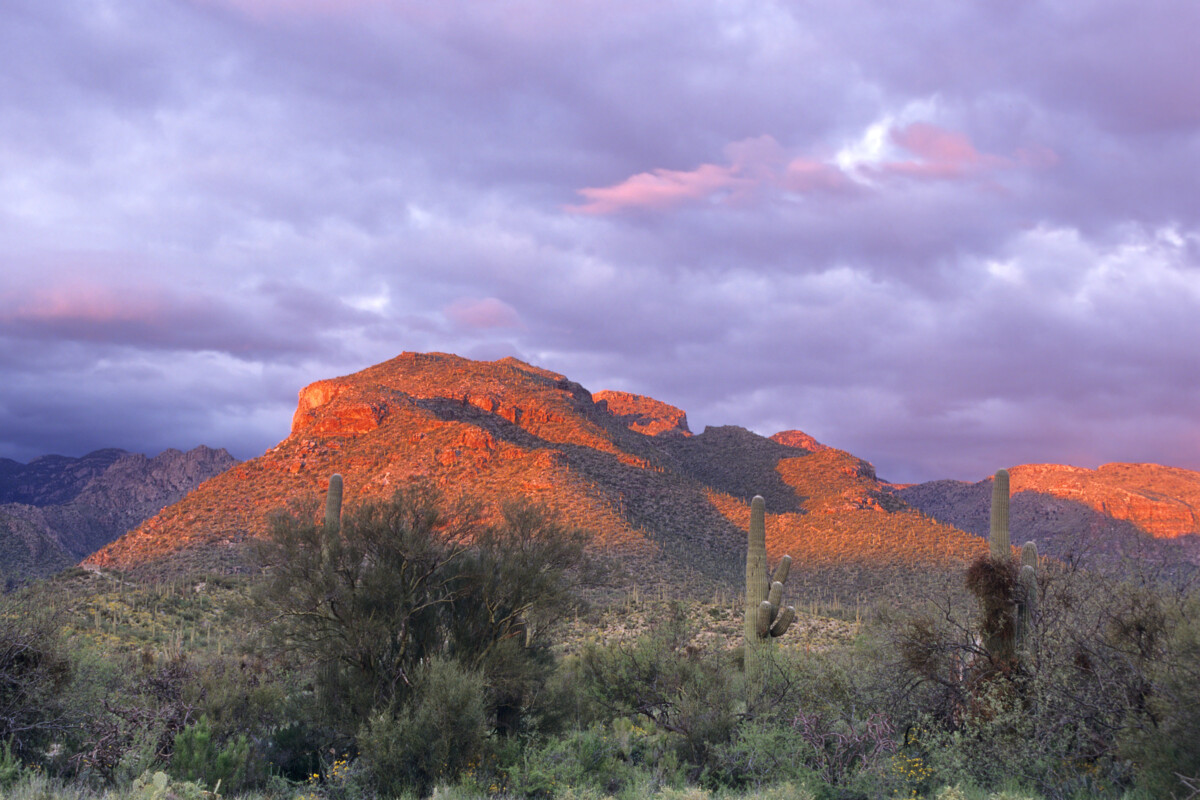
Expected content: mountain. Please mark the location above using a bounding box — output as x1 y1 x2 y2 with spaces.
897 464 1200 569
0 446 238 584
85 353 986 600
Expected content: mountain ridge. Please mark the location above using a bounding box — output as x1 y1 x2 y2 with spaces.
0 446 238 583
76 352 1200 591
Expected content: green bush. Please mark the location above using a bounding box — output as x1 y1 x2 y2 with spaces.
1118 591 1200 799
510 719 683 798
0 736 26 789
357 657 487 797
0 604 74 760
255 485 594 741
574 607 741 772
169 716 250 793
130 769 220 800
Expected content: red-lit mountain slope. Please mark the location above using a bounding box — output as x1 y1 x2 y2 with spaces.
898 464 1200 568
96 352 1200 592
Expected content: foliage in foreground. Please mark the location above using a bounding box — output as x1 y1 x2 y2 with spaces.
0 483 1198 799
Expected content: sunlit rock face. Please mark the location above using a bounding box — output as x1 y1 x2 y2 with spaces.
770 430 829 453
594 390 691 437
898 463 1200 570
1008 463 1200 539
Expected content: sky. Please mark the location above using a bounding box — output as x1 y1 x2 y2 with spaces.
2 0 1200 484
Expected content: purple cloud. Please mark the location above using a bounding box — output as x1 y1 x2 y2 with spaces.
0 0 1198 483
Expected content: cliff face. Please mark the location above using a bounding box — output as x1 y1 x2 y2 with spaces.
84 352 988 593
0 446 237 583
593 391 691 437
1008 463 1200 539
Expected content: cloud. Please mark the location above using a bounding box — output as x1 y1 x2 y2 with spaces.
569 120 1049 215
567 163 749 215
878 122 1007 179
444 297 524 330
2 0 1199 488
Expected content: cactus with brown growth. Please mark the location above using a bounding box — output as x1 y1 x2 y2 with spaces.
745 495 796 663
972 470 1039 661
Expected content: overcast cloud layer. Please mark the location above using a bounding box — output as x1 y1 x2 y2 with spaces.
2 0 1199 483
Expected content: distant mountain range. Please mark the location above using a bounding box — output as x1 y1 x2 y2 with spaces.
5 351 1193 596
0 446 237 584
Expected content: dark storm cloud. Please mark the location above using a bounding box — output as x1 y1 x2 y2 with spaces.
1 0 1198 482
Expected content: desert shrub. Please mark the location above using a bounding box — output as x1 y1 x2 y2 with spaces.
129 769 220 800
706 719 810 790
255 484 594 745
887 560 1200 799
0 603 74 760
0 736 28 788
357 656 488 798
74 651 198 785
574 607 741 773
510 718 684 798
444 498 594 737
168 715 250 792
1116 590 1200 798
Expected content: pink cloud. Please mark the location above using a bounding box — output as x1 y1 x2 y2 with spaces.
569 125 1051 214
444 297 523 329
3 285 165 325
877 123 1007 179
189 0 387 21
784 158 855 193
568 163 751 215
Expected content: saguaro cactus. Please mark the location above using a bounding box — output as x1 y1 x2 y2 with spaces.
321 474 343 564
745 495 796 654
990 468 1011 559
966 469 1019 662
1017 541 1039 643
325 473 343 535
973 469 1039 662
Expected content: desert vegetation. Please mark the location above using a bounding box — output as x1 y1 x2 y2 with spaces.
0 478 1197 800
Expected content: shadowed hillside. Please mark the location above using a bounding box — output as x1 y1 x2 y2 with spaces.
0 446 237 583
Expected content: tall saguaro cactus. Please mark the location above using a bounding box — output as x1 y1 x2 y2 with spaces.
322 474 343 564
990 468 1011 559
325 473 343 535
745 495 796 667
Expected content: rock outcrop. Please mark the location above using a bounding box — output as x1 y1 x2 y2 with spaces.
594 391 691 437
